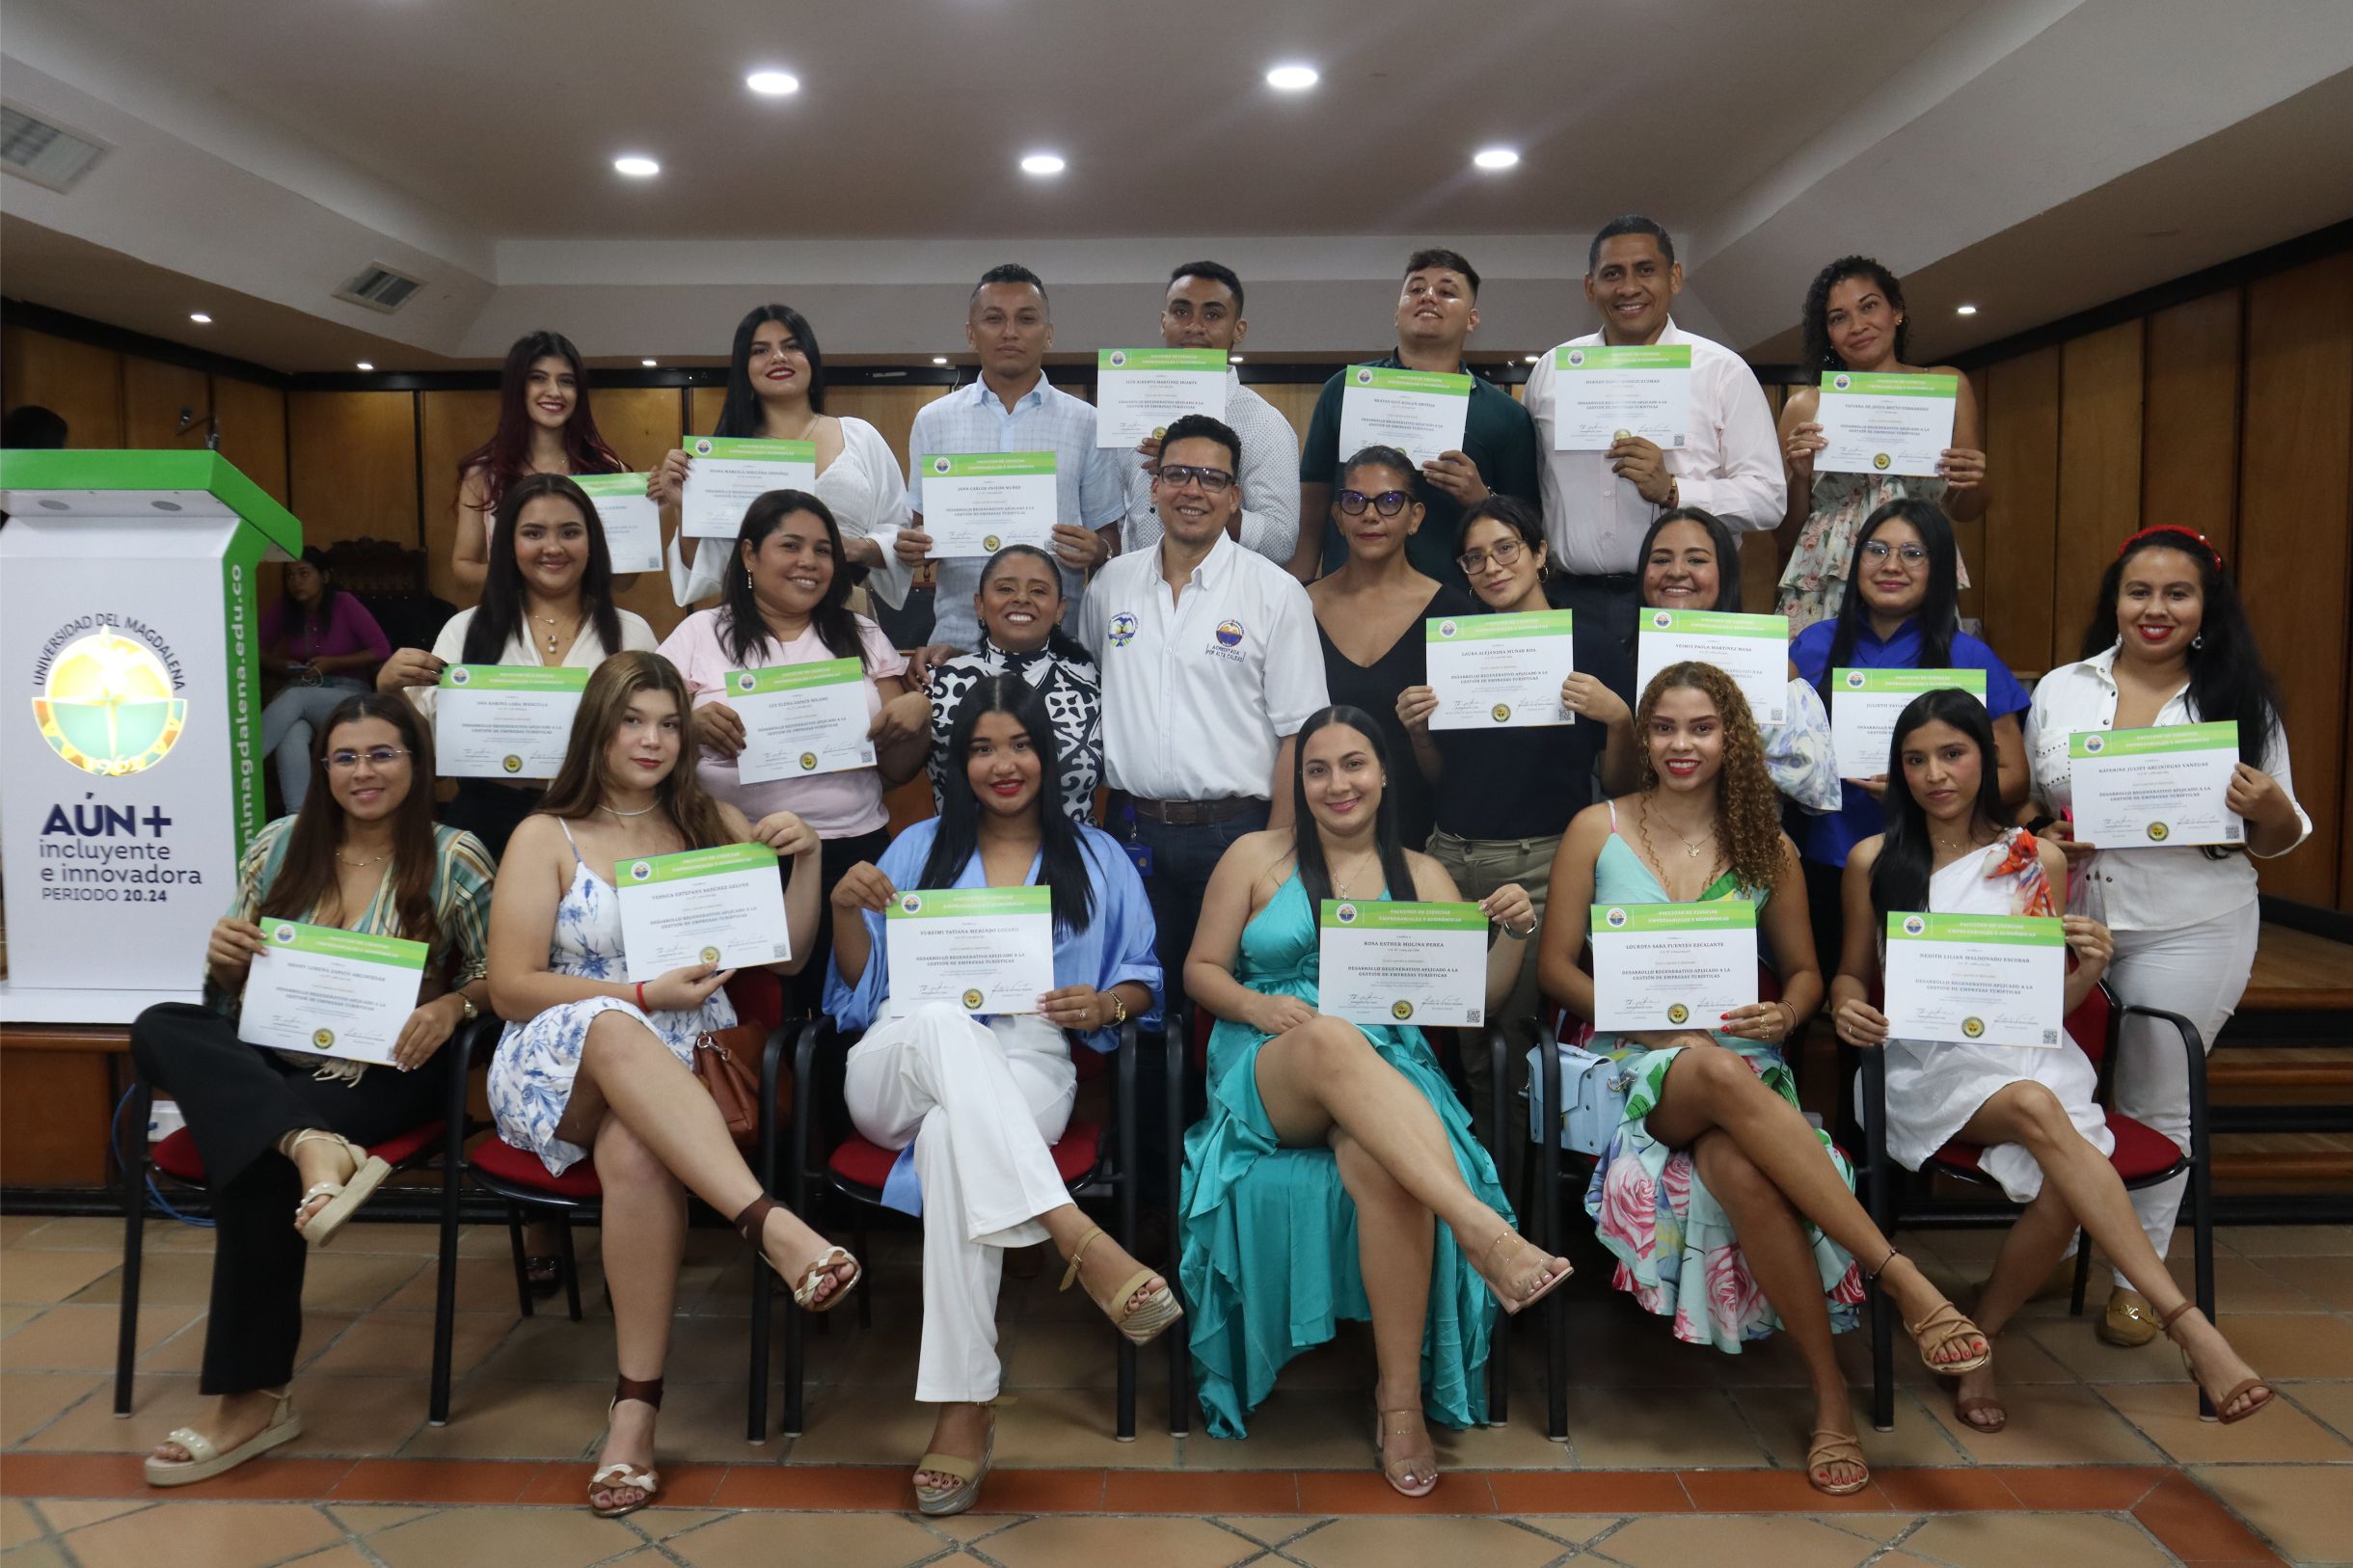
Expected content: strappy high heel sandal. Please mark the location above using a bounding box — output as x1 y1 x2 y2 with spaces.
1059 1225 1183 1346
733 1194 860 1312
1479 1230 1574 1316
2161 1301 2274 1425
1806 1427 1871 1497
284 1131 392 1249
145 1388 301 1487
587 1375 663 1518
1868 1248 1991 1376
913 1402 997 1518
1372 1399 1439 1499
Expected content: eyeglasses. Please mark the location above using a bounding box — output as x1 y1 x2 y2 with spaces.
1858 540 1931 564
1456 537 1527 575
1337 489 1412 517
327 747 411 771
1156 464 1234 494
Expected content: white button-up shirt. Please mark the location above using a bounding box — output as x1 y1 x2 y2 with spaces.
2026 643 2311 932
1077 531 1328 803
1118 371 1301 564
1522 318 1786 576
906 372 1127 651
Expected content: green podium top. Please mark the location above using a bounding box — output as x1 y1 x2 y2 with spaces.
0 449 301 557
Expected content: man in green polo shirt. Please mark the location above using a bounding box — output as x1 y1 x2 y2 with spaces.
1291 249 1540 589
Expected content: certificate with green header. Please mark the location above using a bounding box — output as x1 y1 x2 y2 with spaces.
1337 365 1472 469
1636 608 1791 725
1550 343 1691 450
1884 911 2064 1049
885 885 1054 1014
1816 372 1958 477
1318 899 1486 1028
2069 722 2241 849
434 664 589 779
919 452 1058 557
1095 349 1228 448
679 436 819 538
615 843 791 983
725 659 873 785
1588 902 1757 1032
238 921 428 1066
572 473 661 572
1425 610 1578 729
1831 667 1987 778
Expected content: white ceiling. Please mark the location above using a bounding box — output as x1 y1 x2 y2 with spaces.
2 0 2349 371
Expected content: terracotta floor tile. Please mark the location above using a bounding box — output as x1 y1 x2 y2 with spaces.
373 1257 521 1315
459 1313 617 1382
11 1219 129 1252
977 1515 1261 1568
0 1499 41 1549
2250 1255 2353 1311
369 1505 644 1568
316 1223 444 1256
1905 1510 2180 1568
1919 1382 2165 1465
1563 1385 1767 1468
1734 1386 1967 1473
0 1373 100 1446
997 1322 1174 1395
628 1505 732 1540
660 1510 946 1568
989 1385 1177 1468
0 1220 49 1245
1810 1511 1920 1541
1294 1470 1495 1514
2097 1380 2353 1464
0 1306 44 1338
301 1311 509 1380
1510 1513 1622 1543
1867 1468 2024 1511
58 1500 341 1568
600 1379 764 1465
2187 1464 2345 1564
1430 1400 1580 1470
140 1311 356 1376
1104 1470 1299 1513
19 1371 208 1457
0 1252 119 1306
28 1500 149 1531
1487 1471 1689 1513
707 1464 921 1510
2217 1226 2353 1258
918 1512 1022 1542
1282 1515 1574 1568
322 1502 435 1533
122 1458 354 1503
1169 1391 1369 1470
1676 1469 1890 1512
391 1377 608 1460
1210 1514 1319 1546
327 1458 540 1504
2 1544 68 1568
0 1454 146 1497
970 1468 1108 1512
2019 1316 2201 1384
273 1376 431 1460
281 1548 373 1568
1993 1465 2165 1509
2213 1311 2353 1380
1607 1514 1889 1568
0 1302 203 1371
2282 1379 2353 1442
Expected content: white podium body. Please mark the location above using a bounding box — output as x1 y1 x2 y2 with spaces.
0 450 299 1021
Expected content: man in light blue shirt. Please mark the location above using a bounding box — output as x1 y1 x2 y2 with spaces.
899 264 1127 667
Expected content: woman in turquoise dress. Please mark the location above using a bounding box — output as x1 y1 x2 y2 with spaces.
1179 705 1572 1496
1538 661 1991 1497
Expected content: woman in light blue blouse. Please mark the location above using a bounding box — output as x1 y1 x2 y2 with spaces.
826 675 1172 1518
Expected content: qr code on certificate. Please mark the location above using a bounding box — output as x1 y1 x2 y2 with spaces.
2042 1029 2060 1045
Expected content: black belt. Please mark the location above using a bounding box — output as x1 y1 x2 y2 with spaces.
1129 796 1259 825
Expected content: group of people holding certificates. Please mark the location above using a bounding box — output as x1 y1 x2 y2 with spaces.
136 217 2308 1515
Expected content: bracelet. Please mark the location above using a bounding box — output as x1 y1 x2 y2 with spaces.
1501 917 1538 940
635 981 648 1011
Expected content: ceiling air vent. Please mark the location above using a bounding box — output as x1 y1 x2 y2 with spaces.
0 106 108 193
335 263 425 314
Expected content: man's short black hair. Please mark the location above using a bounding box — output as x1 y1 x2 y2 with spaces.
1403 248 1480 298
1168 260 1244 315
0 404 68 449
1587 216 1676 275
1158 413 1242 474
972 263 1049 307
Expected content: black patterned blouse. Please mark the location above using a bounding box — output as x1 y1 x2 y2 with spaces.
925 636 1105 825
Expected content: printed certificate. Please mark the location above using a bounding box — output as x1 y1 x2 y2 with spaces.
1337 365 1473 469
1636 608 1792 726
2069 722 2240 849
572 473 662 573
1425 609 1578 729
1830 667 1987 778
1318 899 1486 1028
1815 371 1958 478
1588 902 1757 1032
433 665 588 779
919 452 1058 557
886 885 1054 1014
1095 349 1228 447
679 437 818 538
1883 910 2064 1048
725 660 874 784
238 921 427 1067
1549 343 1692 450
614 843 792 982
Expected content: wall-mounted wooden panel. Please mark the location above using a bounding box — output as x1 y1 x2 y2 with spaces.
212 377 289 504
2053 322 2145 667
594 387 687 474
688 387 725 439
121 360 214 451
0 327 123 448
286 392 419 554
1257 382 1324 448
1980 348 2060 675
831 385 953 477
2142 289 2243 559
417 390 500 608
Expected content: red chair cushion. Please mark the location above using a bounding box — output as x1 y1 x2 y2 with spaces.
469 1135 603 1200
828 1121 1104 1191
1928 1110 2183 1185
149 1120 446 1185
1074 1046 1107 1085
725 971 788 1035
2066 983 2115 1068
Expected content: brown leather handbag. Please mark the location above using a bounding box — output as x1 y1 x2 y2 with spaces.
690 1023 769 1145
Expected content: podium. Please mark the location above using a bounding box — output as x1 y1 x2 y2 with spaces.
0 450 301 1023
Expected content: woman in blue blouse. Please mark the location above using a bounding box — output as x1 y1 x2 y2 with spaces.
827 675 1170 1518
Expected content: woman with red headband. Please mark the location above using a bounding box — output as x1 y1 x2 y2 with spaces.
2025 526 2309 1355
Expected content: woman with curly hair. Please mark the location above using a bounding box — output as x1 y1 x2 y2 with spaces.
1538 661 1988 1497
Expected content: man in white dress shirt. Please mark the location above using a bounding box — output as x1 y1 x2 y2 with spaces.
1118 262 1300 566
1522 215 1785 646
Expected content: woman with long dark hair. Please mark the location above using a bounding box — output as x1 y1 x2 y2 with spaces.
132 695 494 1486
2025 526 2309 1347
450 331 629 598
1834 689 2271 1428
825 677 1168 1516
1774 257 1987 629
486 651 848 1518
650 305 909 607
259 547 391 810
925 543 1103 824
1179 705 1563 1491
1539 662 1988 1495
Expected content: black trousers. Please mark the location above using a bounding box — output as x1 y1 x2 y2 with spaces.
128 1002 451 1395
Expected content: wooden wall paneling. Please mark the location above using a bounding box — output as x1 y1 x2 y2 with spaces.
1255 382 1324 448
0 1049 114 1186
830 384 953 476
2141 288 2244 558
285 392 420 556
0 327 123 447
416 391 500 608
1955 367 1989 627
2235 253 2353 906
120 358 213 450
1979 348 2061 674
2053 322 2145 668
211 377 289 503
687 387 725 439
594 388 690 639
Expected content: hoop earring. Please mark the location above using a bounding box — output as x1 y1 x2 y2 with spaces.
2190 635 2204 651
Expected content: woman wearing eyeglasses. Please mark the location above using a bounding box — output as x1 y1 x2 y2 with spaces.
1305 446 1477 850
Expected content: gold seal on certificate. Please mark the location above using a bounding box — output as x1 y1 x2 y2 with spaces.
614 843 792 982
1588 902 1757 1031
1318 900 1486 1028
237 922 429 1067
1426 610 1577 730
887 886 1055 1014
2068 721 2240 848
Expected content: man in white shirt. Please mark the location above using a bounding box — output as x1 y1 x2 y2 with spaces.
1119 262 1300 565
1522 215 1785 646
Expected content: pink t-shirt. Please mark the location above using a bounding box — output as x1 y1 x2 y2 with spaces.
656 608 907 837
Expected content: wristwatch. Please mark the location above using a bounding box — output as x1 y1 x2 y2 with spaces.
456 992 479 1022
1107 992 1128 1028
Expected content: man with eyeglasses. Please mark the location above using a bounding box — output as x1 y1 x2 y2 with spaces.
1120 262 1300 565
1289 249 1539 591
1522 215 1784 646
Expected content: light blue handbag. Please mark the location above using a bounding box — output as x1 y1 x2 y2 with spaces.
1527 1040 1635 1156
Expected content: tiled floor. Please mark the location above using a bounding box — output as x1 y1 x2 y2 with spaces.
3 1213 2348 1567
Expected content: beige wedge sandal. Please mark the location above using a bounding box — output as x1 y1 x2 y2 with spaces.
1060 1225 1183 1346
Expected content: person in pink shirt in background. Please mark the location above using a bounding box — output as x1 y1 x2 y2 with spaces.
259 548 392 809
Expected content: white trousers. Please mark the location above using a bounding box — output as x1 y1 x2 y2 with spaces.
2106 905 2259 1284
843 1002 1077 1402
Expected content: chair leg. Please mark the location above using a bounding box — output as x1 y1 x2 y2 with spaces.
1537 1046 1566 1443
505 1204 533 1318
113 1078 154 1419
557 1214 584 1323
1165 1028 1191 1438
2069 1230 2094 1317
429 1127 465 1426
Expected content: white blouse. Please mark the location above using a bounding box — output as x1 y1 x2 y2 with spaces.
404 605 659 722
666 416 910 608
2025 643 2310 932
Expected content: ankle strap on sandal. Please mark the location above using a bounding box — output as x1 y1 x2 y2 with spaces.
730 1194 778 1247
1058 1225 1106 1292
613 1375 664 1411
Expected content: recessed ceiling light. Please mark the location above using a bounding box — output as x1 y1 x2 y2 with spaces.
188 311 212 324
641 358 658 366
1019 152 1066 176
355 362 374 371
1473 147 1520 171
745 69 799 95
1265 64 1318 91
1524 353 1539 363
612 154 661 177
1956 304 1979 316
932 356 949 365
1229 354 1245 364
